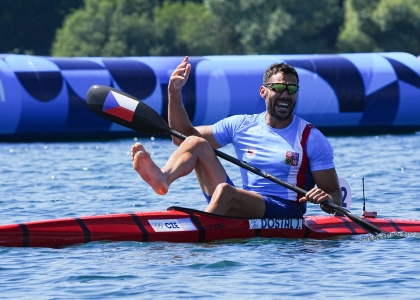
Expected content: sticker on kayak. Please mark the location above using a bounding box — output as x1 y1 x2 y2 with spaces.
249 218 303 230
148 218 197 232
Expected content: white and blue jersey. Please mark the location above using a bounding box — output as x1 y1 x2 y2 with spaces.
211 112 334 202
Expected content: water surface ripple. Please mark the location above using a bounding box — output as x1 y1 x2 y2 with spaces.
1 133 419 299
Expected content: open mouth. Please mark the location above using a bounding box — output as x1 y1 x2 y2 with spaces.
276 101 290 110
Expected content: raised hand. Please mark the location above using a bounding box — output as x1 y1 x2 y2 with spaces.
168 56 191 91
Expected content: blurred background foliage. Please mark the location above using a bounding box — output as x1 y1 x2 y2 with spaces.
1 0 419 57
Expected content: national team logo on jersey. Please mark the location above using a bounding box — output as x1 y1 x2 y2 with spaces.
285 151 299 166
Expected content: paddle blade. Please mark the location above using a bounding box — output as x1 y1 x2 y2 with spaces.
86 85 170 135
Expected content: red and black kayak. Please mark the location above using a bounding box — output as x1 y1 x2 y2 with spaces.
1 206 420 248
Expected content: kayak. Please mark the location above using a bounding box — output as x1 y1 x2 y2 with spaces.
1 206 420 248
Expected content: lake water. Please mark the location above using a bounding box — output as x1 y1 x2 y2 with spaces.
1 132 420 299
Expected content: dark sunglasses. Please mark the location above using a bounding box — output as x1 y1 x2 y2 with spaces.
263 83 299 95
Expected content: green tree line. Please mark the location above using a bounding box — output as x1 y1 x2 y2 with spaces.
0 0 84 55
1 0 420 57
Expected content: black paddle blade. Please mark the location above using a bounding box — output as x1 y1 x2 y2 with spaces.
86 85 170 135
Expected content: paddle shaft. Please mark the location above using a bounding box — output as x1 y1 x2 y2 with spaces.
169 128 307 194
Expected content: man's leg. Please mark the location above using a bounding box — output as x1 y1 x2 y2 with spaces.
131 136 227 195
205 183 266 218
132 136 266 218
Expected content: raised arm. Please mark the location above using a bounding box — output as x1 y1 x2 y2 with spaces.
167 56 221 149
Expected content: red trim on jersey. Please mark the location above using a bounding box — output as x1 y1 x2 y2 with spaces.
296 124 313 202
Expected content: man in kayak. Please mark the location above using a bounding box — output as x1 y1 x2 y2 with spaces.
131 56 342 218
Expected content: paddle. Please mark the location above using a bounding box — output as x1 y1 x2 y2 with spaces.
86 85 383 236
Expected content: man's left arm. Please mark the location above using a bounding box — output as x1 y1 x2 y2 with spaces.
309 168 342 214
300 127 342 213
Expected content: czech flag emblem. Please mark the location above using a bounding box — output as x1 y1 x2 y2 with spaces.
285 151 299 166
102 90 139 122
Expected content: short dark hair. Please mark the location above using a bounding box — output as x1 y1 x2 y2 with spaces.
263 62 299 84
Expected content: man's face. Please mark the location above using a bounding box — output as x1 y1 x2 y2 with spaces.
262 72 298 122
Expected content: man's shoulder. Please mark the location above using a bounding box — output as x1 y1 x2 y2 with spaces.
293 115 312 127
294 115 325 136
222 112 264 124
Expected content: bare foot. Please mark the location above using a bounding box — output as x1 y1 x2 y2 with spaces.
131 142 169 195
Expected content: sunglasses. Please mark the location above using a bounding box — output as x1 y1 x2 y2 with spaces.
263 83 299 95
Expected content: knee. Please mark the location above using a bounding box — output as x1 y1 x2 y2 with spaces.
184 135 207 144
183 136 211 151
212 183 236 204
215 182 234 194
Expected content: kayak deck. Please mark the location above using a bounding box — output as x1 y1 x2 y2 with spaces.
1 206 420 248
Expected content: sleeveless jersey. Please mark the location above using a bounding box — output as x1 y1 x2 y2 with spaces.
211 112 335 201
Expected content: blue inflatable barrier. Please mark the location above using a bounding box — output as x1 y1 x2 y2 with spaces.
1 52 420 141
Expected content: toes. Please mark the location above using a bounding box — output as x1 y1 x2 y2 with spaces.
131 143 145 158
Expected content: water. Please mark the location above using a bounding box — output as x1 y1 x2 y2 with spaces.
1 133 420 299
